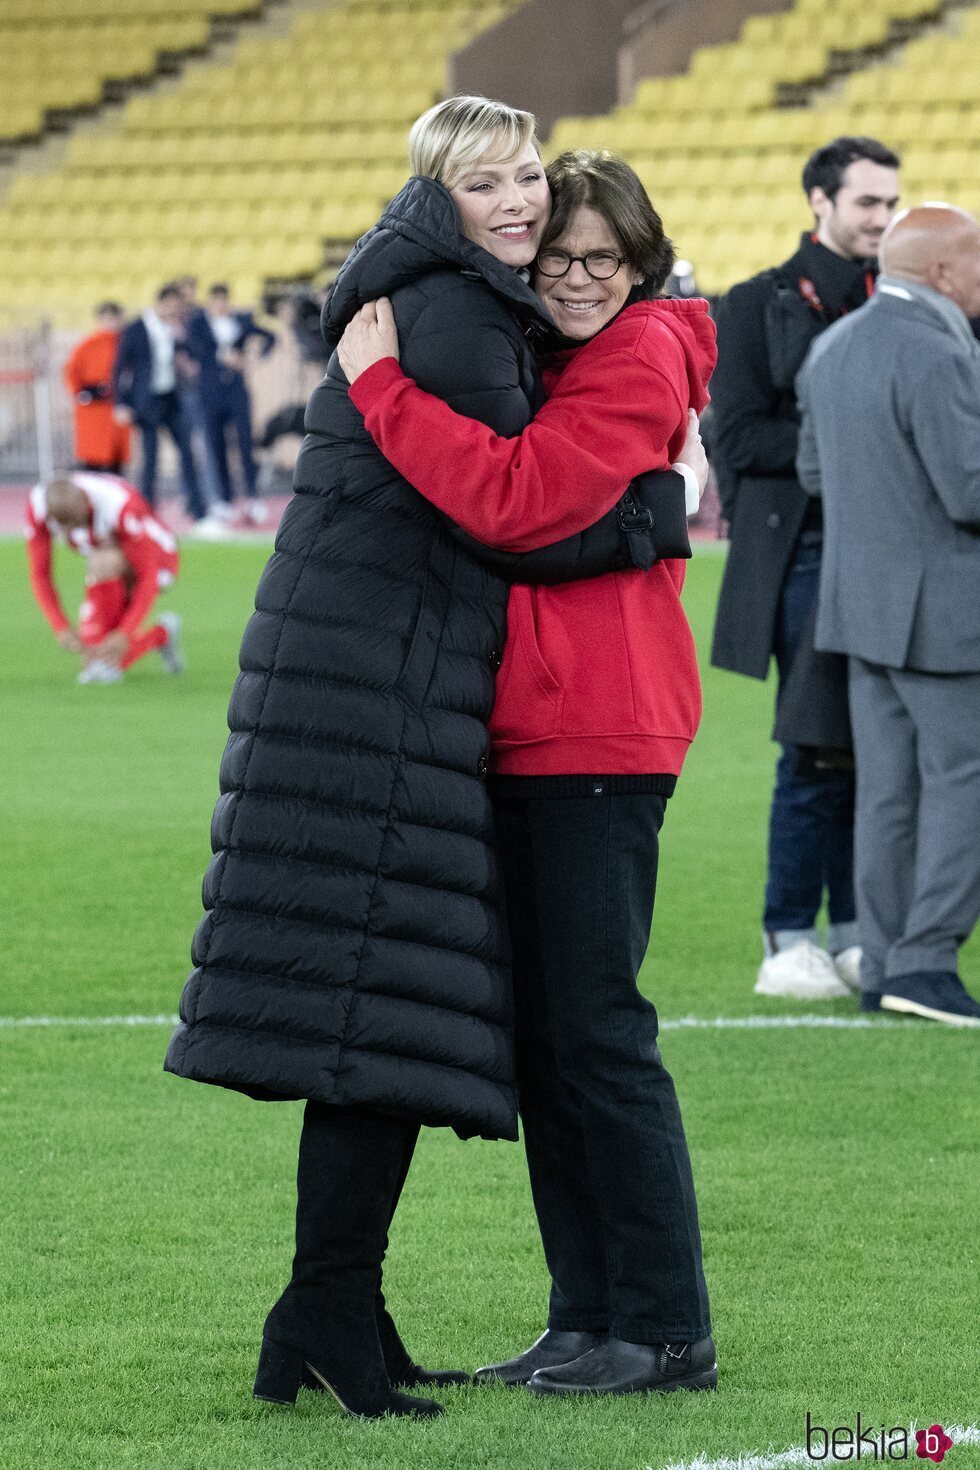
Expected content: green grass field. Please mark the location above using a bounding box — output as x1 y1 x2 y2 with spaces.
2 538 978 1470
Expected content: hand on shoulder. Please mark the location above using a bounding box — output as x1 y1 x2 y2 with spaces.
337 298 400 385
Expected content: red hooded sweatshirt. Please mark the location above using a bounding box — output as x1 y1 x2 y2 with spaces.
349 297 717 777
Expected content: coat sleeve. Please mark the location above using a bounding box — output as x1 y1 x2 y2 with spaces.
794 360 822 497
711 280 799 480
907 349 980 529
242 313 276 356
112 326 136 409
351 311 686 554
64 340 86 397
446 468 689 583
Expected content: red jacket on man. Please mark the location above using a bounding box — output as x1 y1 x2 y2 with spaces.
63 328 131 468
349 298 716 777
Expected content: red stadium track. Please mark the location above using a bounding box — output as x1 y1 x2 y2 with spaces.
0 484 291 538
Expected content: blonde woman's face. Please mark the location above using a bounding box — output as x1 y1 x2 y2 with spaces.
449 143 551 268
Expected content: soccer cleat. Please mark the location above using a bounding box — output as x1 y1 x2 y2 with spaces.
754 940 852 1000
158 612 185 675
526 1335 717 1397
77 659 123 685
880 972 980 1028
832 945 863 992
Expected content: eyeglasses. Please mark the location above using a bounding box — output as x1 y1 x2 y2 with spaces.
535 249 626 281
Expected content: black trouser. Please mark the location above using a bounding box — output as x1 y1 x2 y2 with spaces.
202 376 258 502
493 790 711 1344
138 391 206 519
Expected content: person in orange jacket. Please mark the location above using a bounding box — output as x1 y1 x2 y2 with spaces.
63 303 132 473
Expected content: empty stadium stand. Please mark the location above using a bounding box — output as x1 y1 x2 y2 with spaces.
0 0 979 320
0 0 521 323
548 0 980 292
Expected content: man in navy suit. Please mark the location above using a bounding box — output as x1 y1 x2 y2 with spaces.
113 283 207 521
186 284 276 524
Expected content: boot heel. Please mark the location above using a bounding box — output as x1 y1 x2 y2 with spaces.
253 1337 303 1405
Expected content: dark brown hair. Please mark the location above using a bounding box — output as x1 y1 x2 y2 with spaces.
542 150 675 298
802 136 900 201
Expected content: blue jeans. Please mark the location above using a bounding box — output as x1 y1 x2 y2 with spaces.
764 536 856 938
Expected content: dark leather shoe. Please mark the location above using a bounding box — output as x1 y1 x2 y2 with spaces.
881 971 980 1027
527 1334 717 1397
473 1329 604 1386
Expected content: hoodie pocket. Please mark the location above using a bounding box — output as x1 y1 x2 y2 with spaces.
489 586 563 745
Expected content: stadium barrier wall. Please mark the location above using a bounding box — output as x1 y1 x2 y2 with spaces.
448 0 640 134
619 0 794 98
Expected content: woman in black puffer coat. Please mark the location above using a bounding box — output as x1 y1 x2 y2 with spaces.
164 98 686 1420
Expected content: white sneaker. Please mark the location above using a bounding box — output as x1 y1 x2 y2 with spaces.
186 513 234 540
832 945 862 992
77 659 123 685
242 498 269 526
159 611 185 675
754 940 852 999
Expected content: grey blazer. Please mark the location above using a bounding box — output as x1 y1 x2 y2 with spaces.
796 278 980 673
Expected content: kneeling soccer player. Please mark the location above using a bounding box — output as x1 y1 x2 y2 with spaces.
26 471 184 684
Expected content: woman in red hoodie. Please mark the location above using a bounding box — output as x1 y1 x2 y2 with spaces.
339 150 716 1398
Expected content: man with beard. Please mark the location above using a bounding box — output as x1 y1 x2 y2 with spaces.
710 137 900 1001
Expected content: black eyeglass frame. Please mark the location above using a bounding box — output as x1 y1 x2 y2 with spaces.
535 249 628 281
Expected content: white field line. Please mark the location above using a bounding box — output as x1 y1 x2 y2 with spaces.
657 1422 980 1470
661 1014 905 1030
0 1014 180 1027
0 1013 908 1031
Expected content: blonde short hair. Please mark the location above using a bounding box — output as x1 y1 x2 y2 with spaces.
408 95 538 189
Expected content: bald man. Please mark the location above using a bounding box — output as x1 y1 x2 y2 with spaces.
796 204 980 1026
26 471 184 685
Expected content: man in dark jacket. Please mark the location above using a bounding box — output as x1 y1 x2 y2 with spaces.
710 136 900 1000
112 283 207 522
186 284 276 526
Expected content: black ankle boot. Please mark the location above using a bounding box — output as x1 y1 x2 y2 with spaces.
253 1104 444 1420
376 1301 469 1389
254 1294 443 1419
474 1328 605 1386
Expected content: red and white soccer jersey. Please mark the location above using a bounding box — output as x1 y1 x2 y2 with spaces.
25 471 180 636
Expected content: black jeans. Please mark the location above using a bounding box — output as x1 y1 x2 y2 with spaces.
493 789 711 1344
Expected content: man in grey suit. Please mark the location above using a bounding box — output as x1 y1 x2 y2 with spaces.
796 204 980 1026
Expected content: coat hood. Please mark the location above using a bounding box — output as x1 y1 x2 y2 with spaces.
322 175 556 347
628 298 717 414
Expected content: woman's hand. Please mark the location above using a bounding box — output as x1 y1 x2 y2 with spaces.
676 409 708 495
338 299 400 385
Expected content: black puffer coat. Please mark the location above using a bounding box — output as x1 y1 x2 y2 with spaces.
164 179 649 1141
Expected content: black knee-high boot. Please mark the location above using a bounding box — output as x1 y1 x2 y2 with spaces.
373 1123 469 1390
253 1102 442 1419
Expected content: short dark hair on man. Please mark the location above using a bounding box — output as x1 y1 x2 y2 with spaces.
157 282 183 303
802 136 900 201
543 149 676 299
209 283 230 297
96 300 123 317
